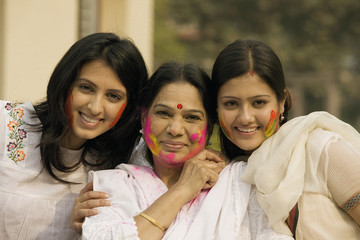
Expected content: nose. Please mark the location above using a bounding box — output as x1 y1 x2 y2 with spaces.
88 95 104 115
237 105 254 125
167 117 184 136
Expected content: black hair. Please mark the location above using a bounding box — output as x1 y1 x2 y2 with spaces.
33 32 148 182
211 39 292 159
138 61 216 164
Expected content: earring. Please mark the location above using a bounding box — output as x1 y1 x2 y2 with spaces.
139 129 143 134
280 113 285 123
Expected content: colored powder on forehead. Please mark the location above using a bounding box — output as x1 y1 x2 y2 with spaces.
109 101 127 128
264 110 279 139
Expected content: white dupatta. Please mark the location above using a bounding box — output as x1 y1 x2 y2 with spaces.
242 111 360 235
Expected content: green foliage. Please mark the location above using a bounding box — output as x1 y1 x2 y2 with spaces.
154 0 360 130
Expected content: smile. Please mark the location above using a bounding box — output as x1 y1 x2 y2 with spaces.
235 127 258 133
161 140 186 150
80 113 101 123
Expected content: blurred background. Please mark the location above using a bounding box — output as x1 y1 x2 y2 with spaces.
1 0 359 130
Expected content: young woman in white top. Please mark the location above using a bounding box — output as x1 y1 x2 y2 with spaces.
212 39 360 239
0 32 148 239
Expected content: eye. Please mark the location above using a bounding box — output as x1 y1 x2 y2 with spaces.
185 114 202 122
253 100 267 107
156 110 171 118
223 100 238 109
107 93 122 102
79 84 93 93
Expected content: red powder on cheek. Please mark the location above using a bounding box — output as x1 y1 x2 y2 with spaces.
65 94 74 124
109 102 127 128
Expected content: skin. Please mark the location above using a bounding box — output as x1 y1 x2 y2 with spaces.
62 59 127 150
135 82 225 239
217 73 285 154
71 82 226 236
217 72 360 228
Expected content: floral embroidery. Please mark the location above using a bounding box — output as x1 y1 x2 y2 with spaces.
5 102 27 163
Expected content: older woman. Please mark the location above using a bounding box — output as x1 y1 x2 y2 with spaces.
81 62 293 240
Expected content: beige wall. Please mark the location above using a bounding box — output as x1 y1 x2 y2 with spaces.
99 0 154 72
0 0 153 103
0 0 79 102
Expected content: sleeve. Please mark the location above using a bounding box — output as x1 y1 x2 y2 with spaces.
248 187 294 240
326 137 360 212
81 170 143 240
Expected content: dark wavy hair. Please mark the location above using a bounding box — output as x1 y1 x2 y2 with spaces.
138 61 216 165
33 32 148 182
211 39 292 159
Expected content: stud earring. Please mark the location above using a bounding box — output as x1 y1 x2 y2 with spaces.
280 113 285 123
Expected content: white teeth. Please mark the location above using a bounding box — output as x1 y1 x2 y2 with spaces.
237 127 257 133
81 113 99 123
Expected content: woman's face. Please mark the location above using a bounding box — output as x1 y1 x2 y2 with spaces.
65 59 127 149
143 82 207 167
217 73 285 153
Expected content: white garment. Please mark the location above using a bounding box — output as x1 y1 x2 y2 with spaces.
242 111 360 238
0 101 89 240
82 161 293 240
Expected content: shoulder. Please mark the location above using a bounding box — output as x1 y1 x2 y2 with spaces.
90 164 155 190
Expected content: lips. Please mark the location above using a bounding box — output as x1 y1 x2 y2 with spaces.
161 140 186 150
80 112 102 127
235 126 259 134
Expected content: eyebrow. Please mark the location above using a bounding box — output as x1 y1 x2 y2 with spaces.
77 78 126 97
221 94 271 100
153 103 205 117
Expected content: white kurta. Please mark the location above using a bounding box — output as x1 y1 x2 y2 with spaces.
0 101 90 240
242 111 360 239
82 161 293 240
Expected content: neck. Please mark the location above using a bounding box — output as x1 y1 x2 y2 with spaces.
153 158 183 188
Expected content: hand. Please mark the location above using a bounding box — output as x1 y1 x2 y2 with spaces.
70 181 111 234
172 149 226 200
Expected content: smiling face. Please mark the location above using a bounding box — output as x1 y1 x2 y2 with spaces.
217 73 285 153
142 82 207 168
64 59 127 149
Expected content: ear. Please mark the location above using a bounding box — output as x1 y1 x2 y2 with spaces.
279 89 289 114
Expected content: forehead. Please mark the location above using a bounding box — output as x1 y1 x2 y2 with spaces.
152 82 204 109
219 74 275 97
77 60 126 91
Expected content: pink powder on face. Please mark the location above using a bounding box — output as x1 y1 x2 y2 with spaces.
143 115 207 165
109 102 127 128
144 116 161 156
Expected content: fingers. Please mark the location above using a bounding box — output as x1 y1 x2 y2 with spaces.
79 181 94 194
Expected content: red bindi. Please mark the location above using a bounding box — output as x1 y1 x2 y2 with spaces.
177 104 183 109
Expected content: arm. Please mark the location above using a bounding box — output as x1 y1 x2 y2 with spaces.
327 138 360 225
71 181 111 234
82 149 225 240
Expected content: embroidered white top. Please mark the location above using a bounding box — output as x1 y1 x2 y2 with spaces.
0 100 90 240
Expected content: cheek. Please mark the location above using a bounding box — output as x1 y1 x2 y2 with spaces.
218 111 233 139
263 109 280 138
109 101 127 128
143 117 161 156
